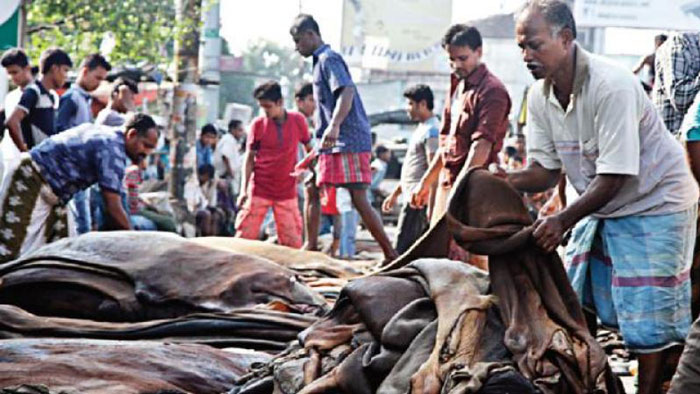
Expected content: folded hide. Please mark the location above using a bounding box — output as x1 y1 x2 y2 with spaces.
0 232 328 322
233 169 622 394
0 304 315 351
0 338 270 393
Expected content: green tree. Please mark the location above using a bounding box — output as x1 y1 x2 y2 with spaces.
25 0 181 65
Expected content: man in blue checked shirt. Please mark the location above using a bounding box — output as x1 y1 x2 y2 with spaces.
0 113 159 264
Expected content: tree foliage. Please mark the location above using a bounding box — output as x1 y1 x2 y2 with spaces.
25 0 181 65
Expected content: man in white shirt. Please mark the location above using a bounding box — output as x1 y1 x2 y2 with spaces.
507 2 699 393
214 119 244 197
94 77 138 127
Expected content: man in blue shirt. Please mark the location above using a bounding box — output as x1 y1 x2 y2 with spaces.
56 53 111 234
0 113 159 263
290 14 397 262
197 123 217 168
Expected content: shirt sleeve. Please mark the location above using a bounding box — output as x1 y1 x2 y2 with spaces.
16 87 38 114
297 114 311 145
247 121 261 151
594 88 640 176
656 35 700 115
97 143 126 194
471 87 510 145
323 55 353 95
525 87 562 170
56 94 78 133
425 125 440 154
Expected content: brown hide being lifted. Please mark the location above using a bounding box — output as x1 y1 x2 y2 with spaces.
0 232 328 322
234 169 621 394
0 304 315 351
0 338 270 394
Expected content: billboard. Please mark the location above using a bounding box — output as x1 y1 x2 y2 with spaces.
340 0 452 73
574 0 700 30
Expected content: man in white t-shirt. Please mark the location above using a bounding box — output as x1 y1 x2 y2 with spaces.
214 119 244 196
507 2 698 393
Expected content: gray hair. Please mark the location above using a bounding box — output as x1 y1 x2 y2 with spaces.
517 0 577 39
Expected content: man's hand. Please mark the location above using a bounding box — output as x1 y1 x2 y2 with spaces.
410 181 430 209
382 193 398 213
532 214 566 253
320 124 340 150
236 193 248 208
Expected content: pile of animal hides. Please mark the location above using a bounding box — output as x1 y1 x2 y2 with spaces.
0 169 623 393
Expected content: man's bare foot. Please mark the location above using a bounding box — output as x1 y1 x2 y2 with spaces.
302 243 321 252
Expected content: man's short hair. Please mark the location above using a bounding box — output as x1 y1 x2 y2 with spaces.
517 0 577 39
290 14 321 36
80 53 112 71
39 48 73 74
1 48 29 68
253 80 283 102
228 119 243 131
201 123 218 136
295 82 313 100
124 113 157 137
442 24 482 50
112 77 138 95
375 144 389 157
403 84 434 111
198 163 215 179
656 34 668 44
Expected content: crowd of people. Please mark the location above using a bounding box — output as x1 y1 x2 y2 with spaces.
3 0 700 391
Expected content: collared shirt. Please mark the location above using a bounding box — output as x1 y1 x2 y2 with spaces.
247 111 310 200
123 164 143 214
312 44 372 153
30 123 128 204
95 107 126 127
440 64 511 186
56 84 92 133
401 115 439 194
652 33 700 136
527 44 698 218
196 139 213 167
16 80 55 148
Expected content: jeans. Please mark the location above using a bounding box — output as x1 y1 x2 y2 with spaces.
130 214 157 230
339 209 358 258
70 189 91 234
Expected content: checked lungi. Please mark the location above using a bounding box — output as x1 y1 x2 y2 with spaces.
0 154 73 264
566 207 697 353
317 152 372 188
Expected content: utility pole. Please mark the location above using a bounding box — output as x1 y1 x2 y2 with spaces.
170 0 202 201
198 0 221 124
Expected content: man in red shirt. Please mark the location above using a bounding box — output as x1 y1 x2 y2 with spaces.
235 81 311 248
411 24 511 224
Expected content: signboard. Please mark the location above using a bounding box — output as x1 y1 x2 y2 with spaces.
0 0 20 50
340 0 452 73
574 0 700 30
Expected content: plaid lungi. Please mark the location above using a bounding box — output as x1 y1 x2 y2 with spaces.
317 152 372 187
0 154 70 264
565 207 697 353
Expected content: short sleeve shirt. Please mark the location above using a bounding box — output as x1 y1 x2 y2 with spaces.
123 165 143 214
56 85 92 133
312 44 372 153
213 133 241 177
196 139 214 167
95 107 126 127
30 123 128 204
527 44 698 218
16 80 56 148
247 111 310 201
401 115 439 194
440 64 511 186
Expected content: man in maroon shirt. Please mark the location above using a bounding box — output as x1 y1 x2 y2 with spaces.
235 81 312 248
412 24 511 224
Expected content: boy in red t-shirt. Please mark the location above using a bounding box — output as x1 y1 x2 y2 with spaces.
235 81 312 248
